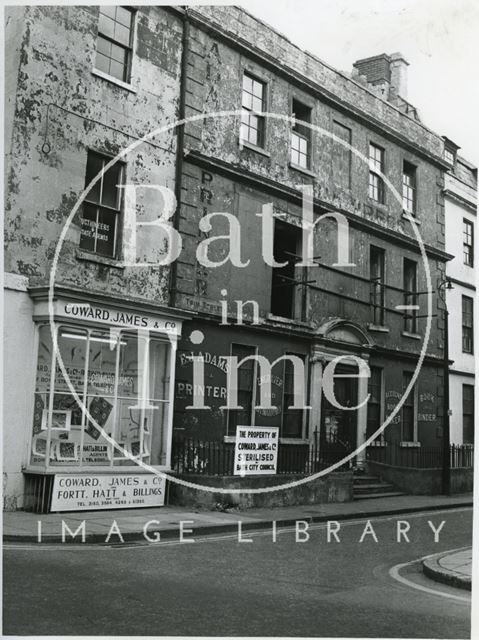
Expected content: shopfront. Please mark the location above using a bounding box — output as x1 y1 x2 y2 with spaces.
24 291 188 512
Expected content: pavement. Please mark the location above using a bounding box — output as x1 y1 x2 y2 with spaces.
3 492 473 544
423 547 472 591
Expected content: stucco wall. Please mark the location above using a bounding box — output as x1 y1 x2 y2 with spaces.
3 278 37 510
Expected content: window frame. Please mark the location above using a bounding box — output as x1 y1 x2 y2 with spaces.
366 366 385 443
402 161 417 215
463 218 474 267
462 295 474 354
79 150 125 259
401 371 417 443
462 384 474 444
369 245 386 326
29 323 172 472
95 6 135 84
281 353 307 440
368 142 385 204
226 343 258 437
290 98 312 170
240 71 267 149
403 258 418 334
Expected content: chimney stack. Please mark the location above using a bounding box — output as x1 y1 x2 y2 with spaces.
389 52 409 100
352 52 409 101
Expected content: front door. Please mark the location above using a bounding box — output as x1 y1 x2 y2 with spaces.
321 364 358 461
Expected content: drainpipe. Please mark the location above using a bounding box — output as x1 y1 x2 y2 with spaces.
169 7 189 309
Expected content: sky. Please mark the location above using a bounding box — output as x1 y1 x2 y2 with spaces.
239 0 479 167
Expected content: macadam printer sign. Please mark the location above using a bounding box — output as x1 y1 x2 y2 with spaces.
51 473 166 511
234 426 279 475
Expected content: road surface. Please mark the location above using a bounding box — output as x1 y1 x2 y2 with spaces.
3 507 472 637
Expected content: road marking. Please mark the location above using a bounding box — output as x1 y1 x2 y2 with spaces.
3 506 472 551
389 546 471 604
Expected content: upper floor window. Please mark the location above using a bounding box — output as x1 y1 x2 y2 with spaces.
240 73 266 148
444 147 455 166
403 258 418 334
402 161 416 214
270 221 302 319
370 246 385 326
95 6 134 83
291 99 311 169
368 143 385 203
332 121 352 189
462 295 474 354
79 151 124 258
463 219 474 267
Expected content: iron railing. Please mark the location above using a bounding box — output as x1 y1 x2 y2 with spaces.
171 436 352 476
366 441 474 469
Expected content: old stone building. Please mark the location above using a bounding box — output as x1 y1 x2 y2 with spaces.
443 140 477 445
4 5 458 510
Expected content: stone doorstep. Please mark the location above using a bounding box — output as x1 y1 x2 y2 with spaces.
422 549 472 591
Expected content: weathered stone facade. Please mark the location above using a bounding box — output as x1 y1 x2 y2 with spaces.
4 5 456 509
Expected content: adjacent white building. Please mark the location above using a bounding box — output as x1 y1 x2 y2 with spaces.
443 139 477 444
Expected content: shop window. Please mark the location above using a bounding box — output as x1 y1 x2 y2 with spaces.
80 151 124 258
30 325 170 469
403 258 418 333
291 99 311 169
462 295 474 353
370 246 385 326
95 6 134 83
281 354 305 439
240 72 266 148
270 221 302 319
366 366 383 440
401 371 416 442
463 219 474 267
332 121 352 188
368 143 385 203
402 161 416 214
226 344 257 436
463 384 474 444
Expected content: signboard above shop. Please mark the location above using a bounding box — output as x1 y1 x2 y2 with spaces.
32 298 182 335
233 426 279 476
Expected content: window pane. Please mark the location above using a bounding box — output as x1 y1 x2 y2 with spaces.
79 203 98 252
116 6 132 28
98 13 115 39
101 163 121 208
95 209 117 257
85 153 104 204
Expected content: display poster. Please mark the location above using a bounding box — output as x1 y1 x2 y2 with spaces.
233 426 279 475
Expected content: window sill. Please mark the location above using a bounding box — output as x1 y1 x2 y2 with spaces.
367 324 390 333
368 198 387 208
288 162 316 178
223 435 236 444
279 438 307 445
367 440 387 447
266 313 310 327
402 212 420 224
400 441 421 448
76 249 125 270
402 331 421 340
92 68 137 94
240 140 271 158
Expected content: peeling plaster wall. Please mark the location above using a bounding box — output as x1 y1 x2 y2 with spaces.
5 5 183 302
